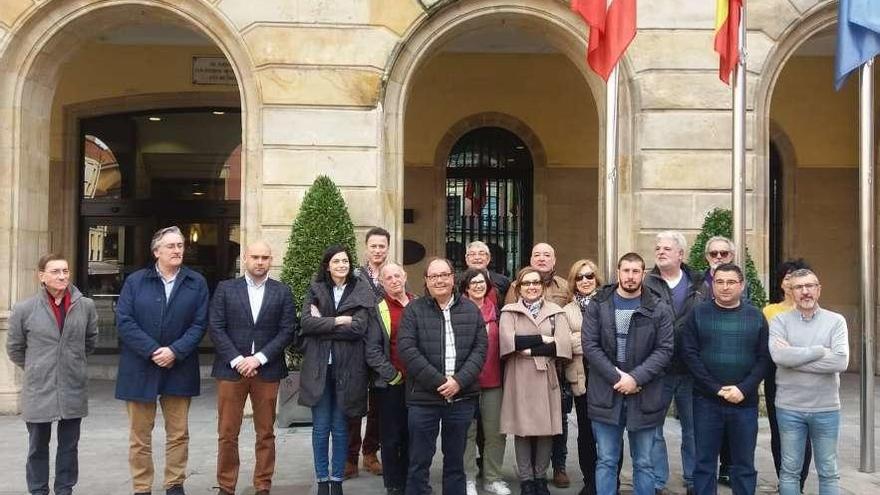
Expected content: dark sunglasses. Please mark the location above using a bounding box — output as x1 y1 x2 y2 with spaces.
709 250 731 258
575 272 596 281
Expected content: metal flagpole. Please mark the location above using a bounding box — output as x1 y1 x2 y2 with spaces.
604 65 619 279
731 2 747 265
858 58 876 474
603 0 619 280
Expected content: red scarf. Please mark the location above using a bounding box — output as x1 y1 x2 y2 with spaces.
46 289 71 332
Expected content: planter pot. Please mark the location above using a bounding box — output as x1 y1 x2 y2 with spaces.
276 371 312 427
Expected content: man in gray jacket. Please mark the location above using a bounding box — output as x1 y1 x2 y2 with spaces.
769 268 849 495
583 252 674 495
7 253 98 495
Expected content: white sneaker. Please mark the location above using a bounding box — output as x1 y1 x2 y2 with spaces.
466 479 478 495
484 480 511 495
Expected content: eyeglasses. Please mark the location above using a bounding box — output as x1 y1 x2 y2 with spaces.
713 279 741 288
575 272 596 282
42 268 70 277
520 280 542 287
708 250 731 258
426 272 453 282
466 251 489 258
792 283 820 292
468 279 487 286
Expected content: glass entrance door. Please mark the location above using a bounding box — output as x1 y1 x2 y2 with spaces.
78 108 242 353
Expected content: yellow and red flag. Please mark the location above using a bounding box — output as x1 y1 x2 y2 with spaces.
715 0 743 84
572 0 637 81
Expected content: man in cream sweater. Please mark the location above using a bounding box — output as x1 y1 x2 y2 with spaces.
769 268 849 495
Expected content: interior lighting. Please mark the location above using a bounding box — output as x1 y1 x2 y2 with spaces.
148 117 162 122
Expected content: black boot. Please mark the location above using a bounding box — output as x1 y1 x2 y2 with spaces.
329 480 343 495
317 481 330 495
534 478 550 495
520 480 536 495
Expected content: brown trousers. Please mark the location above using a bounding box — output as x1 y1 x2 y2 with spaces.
126 396 191 493
216 377 280 492
347 389 380 461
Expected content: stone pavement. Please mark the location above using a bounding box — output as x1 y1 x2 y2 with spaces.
0 374 878 495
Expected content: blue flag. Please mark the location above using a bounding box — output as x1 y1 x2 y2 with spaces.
835 0 880 91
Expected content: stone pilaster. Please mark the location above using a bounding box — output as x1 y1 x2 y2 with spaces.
0 311 22 415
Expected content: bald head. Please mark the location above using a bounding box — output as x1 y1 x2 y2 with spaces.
530 242 556 274
243 240 273 280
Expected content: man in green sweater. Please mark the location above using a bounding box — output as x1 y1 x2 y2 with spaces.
769 268 849 495
681 263 771 495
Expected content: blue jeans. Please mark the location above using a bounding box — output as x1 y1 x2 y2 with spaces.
692 395 757 495
311 366 349 482
777 408 840 495
592 419 655 495
406 398 475 495
651 373 695 489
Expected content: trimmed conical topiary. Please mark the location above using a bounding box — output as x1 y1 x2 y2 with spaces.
687 207 767 308
280 175 358 369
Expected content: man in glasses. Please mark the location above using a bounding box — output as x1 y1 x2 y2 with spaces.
769 269 849 495
702 236 750 303
397 257 488 495
465 241 510 312
644 231 708 495
681 263 770 495
115 226 209 495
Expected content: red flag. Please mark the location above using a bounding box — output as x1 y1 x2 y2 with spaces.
715 0 743 84
572 0 637 80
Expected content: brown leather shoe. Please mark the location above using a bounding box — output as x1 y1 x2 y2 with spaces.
344 460 359 479
363 452 383 476
552 468 570 488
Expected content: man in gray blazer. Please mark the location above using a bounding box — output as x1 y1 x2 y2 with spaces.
209 240 297 495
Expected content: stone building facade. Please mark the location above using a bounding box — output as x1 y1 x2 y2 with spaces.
0 0 873 413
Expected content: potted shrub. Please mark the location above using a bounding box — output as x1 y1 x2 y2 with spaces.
276 175 359 426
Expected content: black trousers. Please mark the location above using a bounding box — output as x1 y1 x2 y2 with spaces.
573 393 598 495
26 418 82 495
377 383 409 491
406 399 475 495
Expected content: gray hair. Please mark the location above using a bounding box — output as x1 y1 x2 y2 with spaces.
655 231 687 254
151 226 183 251
704 235 736 260
379 261 405 278
789 268 818 281
466 241 490 255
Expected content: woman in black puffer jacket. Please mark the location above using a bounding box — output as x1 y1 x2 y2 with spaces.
299 245 376 495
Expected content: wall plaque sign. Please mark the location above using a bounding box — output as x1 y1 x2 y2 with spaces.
192 57 236 85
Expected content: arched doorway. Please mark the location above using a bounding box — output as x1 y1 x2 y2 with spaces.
445 127 534 275
384 1 620 277
762 15 870 370
0 0 258 309
0 2 257 359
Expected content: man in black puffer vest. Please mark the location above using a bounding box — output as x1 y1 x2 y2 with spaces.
398 257 488 495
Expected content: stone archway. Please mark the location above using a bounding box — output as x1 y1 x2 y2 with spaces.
755 0 877 371
754 1 838 285
0 0 259 413
381 0 636 267
0 0 259 305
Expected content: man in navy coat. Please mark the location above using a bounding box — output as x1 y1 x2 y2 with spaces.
115 226 209 495
209 240 297 495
